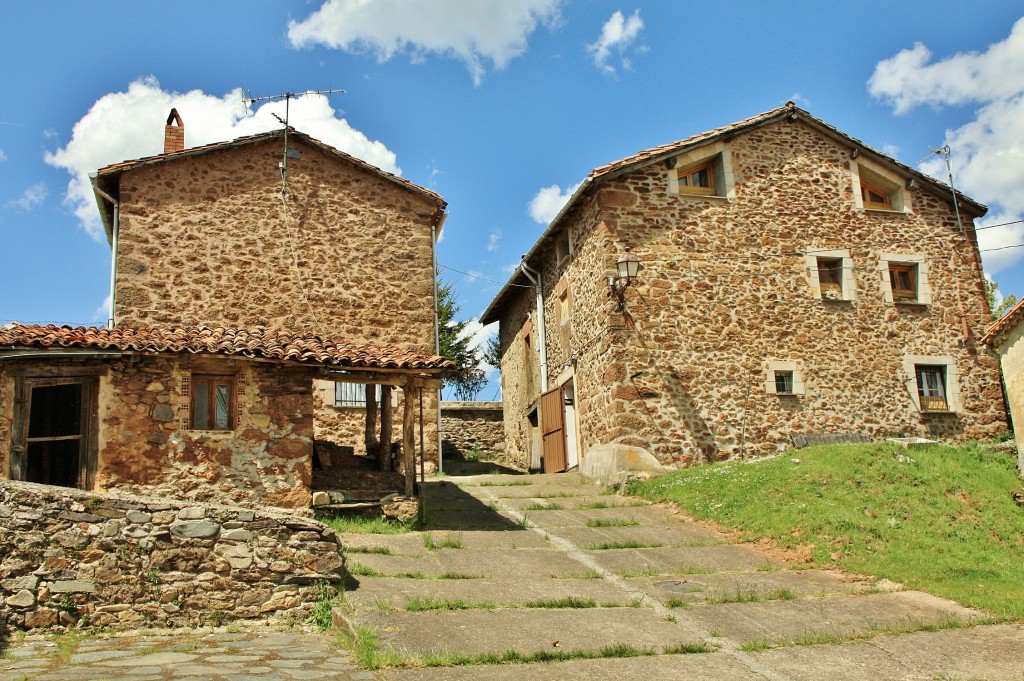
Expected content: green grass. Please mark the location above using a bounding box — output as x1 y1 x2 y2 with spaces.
393 571 485 580
576 500 647 509
345 546 394 555
586 517 640 527
584 541 662 550
629 441 1024 619
523 502 564 510
423 532 463 549
523 596 597 608
662 642 715 654
665 597 691 608
405 597 491 611
706 588 798 604
319 515 417 534
307 582 341 632
555 571 603 579
347 563 384 577
479 480 533 487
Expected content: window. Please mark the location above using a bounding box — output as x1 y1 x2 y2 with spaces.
915 365 948 412
861 181 891 210
805 248 855 301
668 142 736 200
335 382 382 408
853 163 910 213
677 162 715 195
192 375 235 430
879 253 930 305
902 355 960 413
889 263 917 300
555 232 572 264
774 371 794 395
765 360 805 395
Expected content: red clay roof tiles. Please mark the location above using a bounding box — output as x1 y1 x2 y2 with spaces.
982 297 1024 347
0 323 454 372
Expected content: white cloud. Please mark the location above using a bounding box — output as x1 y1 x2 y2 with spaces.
486 229 501 252
94 293 112 326
528 181 581 224
587 9 644 75
45 76 401 241
6 182 46 211
0 148 7 162
458 318 499 376
869 18 1024 274
288 0 563 86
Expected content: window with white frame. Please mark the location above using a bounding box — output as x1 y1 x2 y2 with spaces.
765 360 805 396
335 382 383 408
805 248 855 301
902 355 960 413
879 253 931 305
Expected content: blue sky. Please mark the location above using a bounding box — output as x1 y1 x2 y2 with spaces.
2 1 1023 400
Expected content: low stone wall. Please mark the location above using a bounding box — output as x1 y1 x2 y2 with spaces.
0 480 344 631
441 402 505 459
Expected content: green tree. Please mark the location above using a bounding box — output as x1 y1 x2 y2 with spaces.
437 275 486 400
985 278 1019 321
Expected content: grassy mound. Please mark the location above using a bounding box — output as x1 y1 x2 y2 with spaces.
630 441 1024 618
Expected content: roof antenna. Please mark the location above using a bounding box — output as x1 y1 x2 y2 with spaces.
242 88 346 201
923 144 966 236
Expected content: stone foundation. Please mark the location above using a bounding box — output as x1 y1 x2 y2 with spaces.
0 480 344 631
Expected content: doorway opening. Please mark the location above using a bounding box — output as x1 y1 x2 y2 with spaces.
26 383 83 487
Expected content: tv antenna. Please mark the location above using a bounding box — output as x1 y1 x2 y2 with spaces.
242 88 346 200
915 144 965 236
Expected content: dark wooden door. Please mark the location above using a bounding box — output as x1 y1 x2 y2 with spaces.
540 386 566 473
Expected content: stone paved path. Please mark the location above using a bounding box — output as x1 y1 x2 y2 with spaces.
338 471 1024 680
0 626 376 681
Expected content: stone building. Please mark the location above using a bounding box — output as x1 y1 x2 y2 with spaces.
982 299 1024 476
0 111 452 507
482 102 1007 472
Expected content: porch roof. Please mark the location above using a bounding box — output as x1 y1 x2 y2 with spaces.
0 323 454 372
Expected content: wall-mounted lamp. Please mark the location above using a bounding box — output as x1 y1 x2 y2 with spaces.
850 148 860 159
608 247 640 309
664 157 677 169
906 178 917 189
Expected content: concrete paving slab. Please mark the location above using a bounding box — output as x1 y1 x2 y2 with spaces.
626 569 879 605
380 652 770 680
750 623 1024 680
545 524 727 547
584 544 780 575
356 607 709 658
346 576 639 610
347 548 588 578
422 529 552 551
498 496 647 512
684 590 981 646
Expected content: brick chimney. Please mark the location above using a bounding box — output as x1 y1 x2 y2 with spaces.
164 108 184 154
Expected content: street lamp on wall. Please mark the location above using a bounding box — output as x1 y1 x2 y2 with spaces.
608 247 640 309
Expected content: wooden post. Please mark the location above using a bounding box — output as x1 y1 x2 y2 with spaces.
364 383 378 463
403 380 417 498
378 385 393 472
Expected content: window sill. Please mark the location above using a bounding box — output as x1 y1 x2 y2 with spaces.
820 297 852 304
894 300 928 307
919 410 957 416
861 207 910 215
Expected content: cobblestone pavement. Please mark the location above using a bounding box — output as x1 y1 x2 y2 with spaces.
0 626 378 681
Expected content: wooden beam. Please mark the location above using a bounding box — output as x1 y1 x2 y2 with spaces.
403 382 416 497
378 385 393 472
364 383 378 460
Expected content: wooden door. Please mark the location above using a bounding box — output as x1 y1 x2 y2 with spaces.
540 386 566 473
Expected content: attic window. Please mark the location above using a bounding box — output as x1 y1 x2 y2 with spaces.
854 164 908 213
555 232 572 265
861 181 892 210
677 161 715 195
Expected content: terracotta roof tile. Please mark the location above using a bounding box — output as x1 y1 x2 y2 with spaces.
0 323 454 372
982 297 1024 347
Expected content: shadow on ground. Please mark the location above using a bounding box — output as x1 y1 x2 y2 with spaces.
420 479 528 532
441 457 525 476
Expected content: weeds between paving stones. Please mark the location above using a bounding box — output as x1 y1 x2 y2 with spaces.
347 562 384 577
479 480 532 487
422 532 463 549
523 502 564 510
584 540 662 550
308 581 343 632
586 517 641 527
706 588 799 604
736 615 990 653
345 545 394 555
320 515 418 535
392 571 485 580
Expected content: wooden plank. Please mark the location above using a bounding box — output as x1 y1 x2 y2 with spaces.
540 386 567 473
379 385 393 472
403 381 416 497
364 384 378 461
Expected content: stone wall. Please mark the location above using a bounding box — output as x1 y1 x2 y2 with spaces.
2 355 316 509
498 117 1007 467
440 402 505 459
108 135 442 460
0 480 343 631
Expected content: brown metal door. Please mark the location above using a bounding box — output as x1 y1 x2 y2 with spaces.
540 386 567 473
